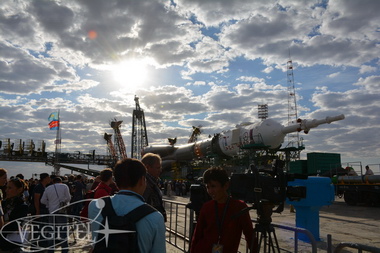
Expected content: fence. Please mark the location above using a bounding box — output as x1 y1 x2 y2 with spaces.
165 199 193 252
333 242 380 253
164 198 380 253
164 199 319 253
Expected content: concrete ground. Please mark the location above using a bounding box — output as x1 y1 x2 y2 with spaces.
165 195 380 253
270 197 380 252
53 195 380 252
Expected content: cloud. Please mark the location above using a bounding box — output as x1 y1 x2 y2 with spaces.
359 65 377 74
0 41 85 95
327 72 341 78
237 76 265 83
192 81 207 86
320 0 380 41
354 75 380 90
0 0 378 167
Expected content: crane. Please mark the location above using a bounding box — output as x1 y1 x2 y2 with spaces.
110 119 127 160
103 133 117 160
188 125 202 143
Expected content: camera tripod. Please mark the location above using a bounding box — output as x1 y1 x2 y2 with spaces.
255 201 280 253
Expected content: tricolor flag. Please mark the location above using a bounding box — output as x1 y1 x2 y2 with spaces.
48 112 60 130
48 112 59 122
49 120 59 130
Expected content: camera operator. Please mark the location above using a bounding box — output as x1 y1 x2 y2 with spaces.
190 167 257 253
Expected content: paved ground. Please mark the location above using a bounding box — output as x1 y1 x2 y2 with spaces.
53 195 380 252
165 195 380 253
270 197 380 252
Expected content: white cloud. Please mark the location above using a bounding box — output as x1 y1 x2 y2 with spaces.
354 75 380 90
327 72 341 78
193 81 206 86
237 76 265 83
359 65 377 74
262 66 274 74
0 0 378 166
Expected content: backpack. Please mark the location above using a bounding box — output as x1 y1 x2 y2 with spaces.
93 196 156 253
79 189 96 219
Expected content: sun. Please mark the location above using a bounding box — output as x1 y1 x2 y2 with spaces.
111 59 149 87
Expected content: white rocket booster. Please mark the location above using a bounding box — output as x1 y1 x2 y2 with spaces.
142 114 345 164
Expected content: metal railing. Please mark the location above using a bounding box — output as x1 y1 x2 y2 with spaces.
163 198 318 253
334 243 380 253
271 223 317 253
164 199 193 252
163 198 380 253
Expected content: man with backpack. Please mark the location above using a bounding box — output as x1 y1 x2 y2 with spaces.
89 158 166 253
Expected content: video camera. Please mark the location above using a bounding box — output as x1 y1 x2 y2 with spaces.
230 160 307 214
187 177 211 217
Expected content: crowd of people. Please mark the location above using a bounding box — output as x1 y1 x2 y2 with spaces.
161 179 191 197
0 153 260 253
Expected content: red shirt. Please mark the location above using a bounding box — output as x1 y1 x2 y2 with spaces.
94 182 112 198
191 198 255 253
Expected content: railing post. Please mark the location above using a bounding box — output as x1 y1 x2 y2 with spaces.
327 234 332 253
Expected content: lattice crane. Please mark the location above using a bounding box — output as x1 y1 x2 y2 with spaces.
110 119 127 160
188 125 202 143
103 133 117 160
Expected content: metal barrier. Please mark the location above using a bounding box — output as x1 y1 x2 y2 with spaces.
164 199 193 252
163 199 379 253
270 223 318 253
334 243 380 253
163 198 318 253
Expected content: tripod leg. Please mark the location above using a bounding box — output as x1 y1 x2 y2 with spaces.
257 231 264 252
257 230 271 253
268 232 280 252
271 229 280 253
266 227 280 253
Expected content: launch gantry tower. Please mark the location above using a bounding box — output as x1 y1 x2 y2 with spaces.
284 56 304 161
131 96 148 159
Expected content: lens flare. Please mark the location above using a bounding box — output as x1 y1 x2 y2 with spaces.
88 30 98 39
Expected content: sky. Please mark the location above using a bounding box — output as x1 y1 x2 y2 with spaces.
0 0 379 169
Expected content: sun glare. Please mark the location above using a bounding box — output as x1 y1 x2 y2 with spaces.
112 59 149 88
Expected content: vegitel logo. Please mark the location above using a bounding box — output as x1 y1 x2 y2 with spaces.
0 199 135 252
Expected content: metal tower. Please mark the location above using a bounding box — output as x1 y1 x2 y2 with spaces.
104 133 117 159
285 57 303 160
188 125 202 143
131 96 148 159
258 104 268 121
110 119 127 160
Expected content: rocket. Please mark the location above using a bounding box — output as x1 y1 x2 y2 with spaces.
142 114 345 167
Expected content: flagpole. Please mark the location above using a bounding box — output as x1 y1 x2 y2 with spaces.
54 109 61 175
